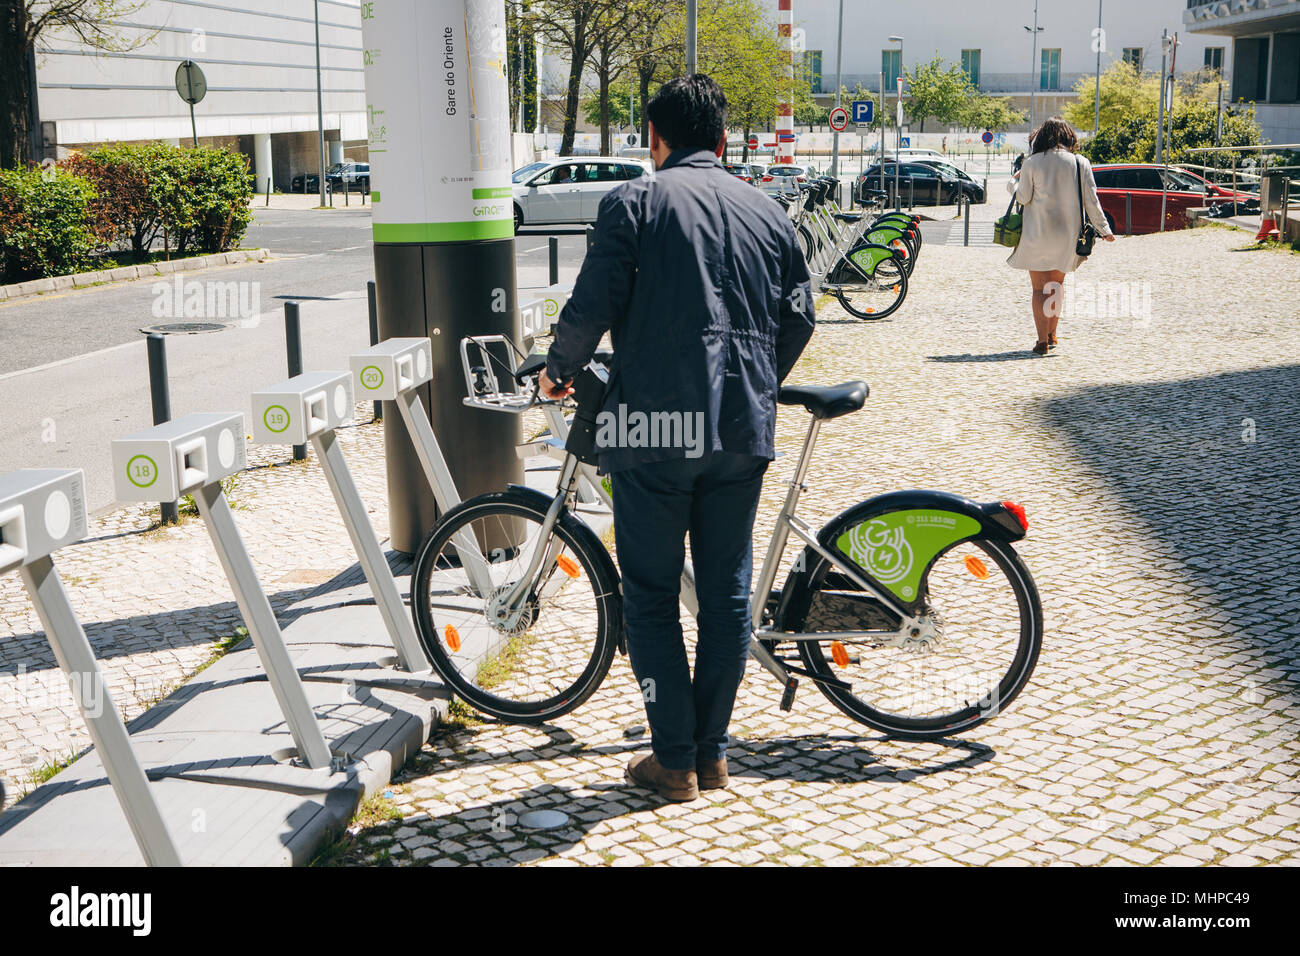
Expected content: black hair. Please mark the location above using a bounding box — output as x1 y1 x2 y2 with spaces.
645 74 728 152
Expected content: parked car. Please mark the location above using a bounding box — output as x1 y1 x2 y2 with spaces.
1090 163 1256 233
759 163 811 196
855 161 982 206
291 173 320 194
512 157 651 230
723 162 765 185
325 162 370 193
912 158 987 203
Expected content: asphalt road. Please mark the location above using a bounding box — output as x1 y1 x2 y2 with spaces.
0 207 591 511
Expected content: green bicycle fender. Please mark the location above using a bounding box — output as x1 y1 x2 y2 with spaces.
835 509 981 603
846 243 896 277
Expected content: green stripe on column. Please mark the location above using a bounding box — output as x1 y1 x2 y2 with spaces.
372 220 514 243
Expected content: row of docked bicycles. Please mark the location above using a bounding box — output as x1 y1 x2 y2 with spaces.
773 177 920 320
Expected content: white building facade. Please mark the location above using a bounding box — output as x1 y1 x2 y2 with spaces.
34 0 368 190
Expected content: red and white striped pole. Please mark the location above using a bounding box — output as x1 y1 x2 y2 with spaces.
776 0 795 165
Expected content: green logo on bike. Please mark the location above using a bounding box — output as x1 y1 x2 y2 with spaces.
836 509 980 602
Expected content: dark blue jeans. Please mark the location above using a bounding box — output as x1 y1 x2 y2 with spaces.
611 451 769 771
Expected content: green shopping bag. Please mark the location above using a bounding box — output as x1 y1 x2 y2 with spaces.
994 194 1022 248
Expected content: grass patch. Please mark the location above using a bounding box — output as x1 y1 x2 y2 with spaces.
20 747 83 797
443 697 485 729
475 634 529 690
310 786 407 866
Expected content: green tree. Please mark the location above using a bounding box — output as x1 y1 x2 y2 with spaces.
1063 60 1161 131
960 94 1024 132
902 55 976 132
582 79 636 129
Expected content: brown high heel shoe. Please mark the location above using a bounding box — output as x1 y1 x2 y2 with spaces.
1031 341 1049 356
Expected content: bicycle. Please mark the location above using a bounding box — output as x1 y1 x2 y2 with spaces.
777 180 913 321
409 340 1043 740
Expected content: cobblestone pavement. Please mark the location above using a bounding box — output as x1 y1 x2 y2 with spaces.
4 226 1298 865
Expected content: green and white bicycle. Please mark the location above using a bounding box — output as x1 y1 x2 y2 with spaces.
410 340 1042 740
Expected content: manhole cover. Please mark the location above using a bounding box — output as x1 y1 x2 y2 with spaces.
518 809 570 830
140 322 227 334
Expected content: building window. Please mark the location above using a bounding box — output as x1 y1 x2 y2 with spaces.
883 49 902 89
961 49 981 88
1205 47 1224 72
1123 47 1143 71
804 50 823 94
1040 49 1061 90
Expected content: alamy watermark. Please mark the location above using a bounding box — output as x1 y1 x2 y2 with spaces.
151 277 260 322
595 405 706 459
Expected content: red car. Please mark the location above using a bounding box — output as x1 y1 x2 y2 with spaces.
1091 163 1255 234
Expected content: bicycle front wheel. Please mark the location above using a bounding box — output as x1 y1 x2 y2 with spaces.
789 536 1041 739
410 490 621 724
832 251 908 320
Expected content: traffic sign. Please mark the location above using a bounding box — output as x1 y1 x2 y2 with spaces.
829 107 849 132
747 134 758 149
982 130 994 145
851 100 874 124
777 132 796 143
174 60 206 105
900 137 911 148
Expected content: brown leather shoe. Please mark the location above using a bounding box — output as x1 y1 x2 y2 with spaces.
625 753 699 802
697 757 729 790
1031 341 1049 356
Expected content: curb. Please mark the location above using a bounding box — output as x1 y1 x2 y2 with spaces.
0 249 272 303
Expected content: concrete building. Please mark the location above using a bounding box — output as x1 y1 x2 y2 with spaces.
785 0 1233 132
1184 0 1300 143
34 0 368 191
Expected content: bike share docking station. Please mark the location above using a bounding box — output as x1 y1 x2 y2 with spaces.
250 371 429 675
0 470 183 866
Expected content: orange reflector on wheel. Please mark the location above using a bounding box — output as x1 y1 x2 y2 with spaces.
893 285 900 294
964 555 990 579
444 625 461 652
831 641 849 667
556 554 581 578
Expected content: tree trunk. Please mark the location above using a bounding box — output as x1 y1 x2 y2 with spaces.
598 66 611 156
638 66 653 144
559 17 589 157
742 126 750 162
1 2 31 170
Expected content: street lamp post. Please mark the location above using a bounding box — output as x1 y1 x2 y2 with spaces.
1094 0 1103 138
830 0 845 178
889 36 902 211
686 0 697 75
314 0 326 207
1025 1 1043 134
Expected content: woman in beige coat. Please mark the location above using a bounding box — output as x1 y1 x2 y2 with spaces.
1007 118 1114 355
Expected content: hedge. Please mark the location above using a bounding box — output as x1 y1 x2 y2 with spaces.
1 143 255 283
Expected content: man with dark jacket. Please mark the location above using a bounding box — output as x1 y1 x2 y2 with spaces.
540 75 816 802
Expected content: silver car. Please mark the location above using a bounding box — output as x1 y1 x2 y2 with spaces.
512 157 651 230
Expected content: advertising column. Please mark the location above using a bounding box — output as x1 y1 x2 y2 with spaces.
361 0 522 552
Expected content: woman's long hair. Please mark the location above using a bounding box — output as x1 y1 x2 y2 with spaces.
1029 117 1079 155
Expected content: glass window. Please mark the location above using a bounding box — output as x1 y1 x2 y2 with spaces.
1205 47 1224 71
513 161 548 183
1040 49 1061 90
1092 168 1118 188
1123 48 1143 71
542 164 578 185
804 50 823 94
1113 167 1163 190
961 49 981 88
883 49 902 89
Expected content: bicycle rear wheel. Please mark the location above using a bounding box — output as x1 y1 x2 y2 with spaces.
410 490 621 724
787 536 1041 739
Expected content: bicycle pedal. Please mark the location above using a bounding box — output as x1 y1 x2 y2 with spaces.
779 676 799 712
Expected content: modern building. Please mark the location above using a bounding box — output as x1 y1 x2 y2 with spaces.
1184 0 1300 143
33 0 368 191
783 0 1233 132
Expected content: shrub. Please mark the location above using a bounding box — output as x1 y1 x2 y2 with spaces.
63 142 174 258
0 165 106 282
65 143 254 258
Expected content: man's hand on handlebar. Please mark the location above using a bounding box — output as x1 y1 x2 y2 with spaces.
539 369 574 400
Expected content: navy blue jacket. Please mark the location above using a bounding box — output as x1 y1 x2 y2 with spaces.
545 147 816 473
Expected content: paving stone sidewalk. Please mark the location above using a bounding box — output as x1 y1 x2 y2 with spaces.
3 225 1297 866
